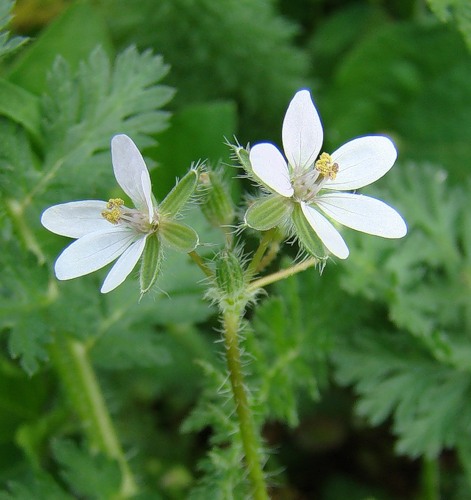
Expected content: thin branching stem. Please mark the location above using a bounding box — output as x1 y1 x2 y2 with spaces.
248 257 318 291
246 228 277 277
188 250 213 278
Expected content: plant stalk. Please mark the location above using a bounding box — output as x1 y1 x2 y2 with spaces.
222 305 269 500
50 335 138 497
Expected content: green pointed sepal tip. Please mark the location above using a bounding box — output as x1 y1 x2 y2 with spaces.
140 234 163 295
159 219 199 253
245 195 293 231
159 168 199 217
232 145 252 174
292 203 328 260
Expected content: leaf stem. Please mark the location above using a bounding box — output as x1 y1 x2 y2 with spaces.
50 335 138 497
222 305 268 500
248 257 318 291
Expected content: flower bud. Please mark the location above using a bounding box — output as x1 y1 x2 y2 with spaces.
200 169 235 227
215 250 246 305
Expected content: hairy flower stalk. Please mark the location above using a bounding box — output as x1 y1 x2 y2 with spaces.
212 251 268 498
223 304 268 500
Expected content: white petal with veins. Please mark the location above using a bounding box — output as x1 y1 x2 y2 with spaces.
250 143 294 197
101 235 147 293
282 90 323 170
111 134 153 215
316 193 407 238
325 136 397 191
55 227 138 280
41 200 110 238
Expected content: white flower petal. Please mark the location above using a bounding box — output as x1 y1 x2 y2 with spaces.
250 143 294 197
326 136 397 190
111 134 153 214
316 193 407 238
41 200 111 238
55 227 138 280
282 90 323 170
301 202 349 259
101 235 147 293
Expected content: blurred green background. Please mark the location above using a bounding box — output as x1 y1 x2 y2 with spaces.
1 0 471 498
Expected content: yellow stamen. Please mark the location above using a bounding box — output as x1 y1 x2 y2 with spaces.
101 198 124 224
315 152 339 180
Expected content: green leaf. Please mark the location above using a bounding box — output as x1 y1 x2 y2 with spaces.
0 473 72 500
0 0 28 60
427 0 471 49
89 327 171 370
323 21 471 183
52 440 122 499
333 330 471 458
35 45 173 205
0 80 41 144
7 315 51 376
245 194 293 231
7 2 112 95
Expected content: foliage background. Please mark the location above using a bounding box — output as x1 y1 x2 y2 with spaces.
1 0 471 498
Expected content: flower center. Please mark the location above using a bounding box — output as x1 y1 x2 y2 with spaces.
314 152 338 180
101 198 158 233
101 198 125 224
291 152 338 203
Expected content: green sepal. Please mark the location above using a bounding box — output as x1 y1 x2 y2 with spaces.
292 203 327 259
159 168 199 217
140 234 163 295
245 195 293 231
233 146 252 174
159 219 199 253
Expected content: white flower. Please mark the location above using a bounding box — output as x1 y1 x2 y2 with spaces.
248 89 407 259
41 134 160 293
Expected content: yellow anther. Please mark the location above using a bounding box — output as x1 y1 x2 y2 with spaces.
315 152 339 180
106 198 124 209
101 198 125 224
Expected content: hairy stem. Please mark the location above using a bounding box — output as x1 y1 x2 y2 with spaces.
223 305 268 500
50 335 138 497
248 257 318 292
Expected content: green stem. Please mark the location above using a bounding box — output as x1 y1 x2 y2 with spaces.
421 457 440 500
246 229 277 277
248 257 318 292
188 250 213 278
223 305 269 500
50 335 138 498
